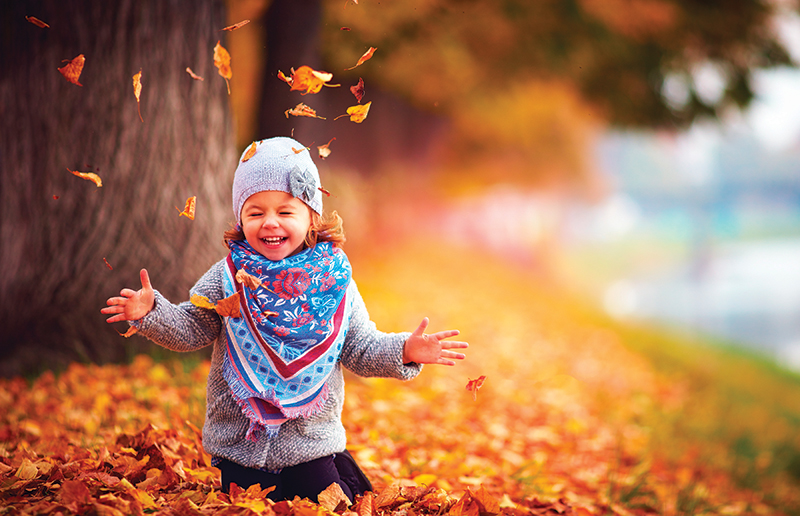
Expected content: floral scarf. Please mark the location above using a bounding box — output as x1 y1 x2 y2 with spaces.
222 239 352 441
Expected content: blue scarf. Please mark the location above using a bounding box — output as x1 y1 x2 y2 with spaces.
222 240 352 440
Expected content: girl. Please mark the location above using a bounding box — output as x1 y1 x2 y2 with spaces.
101 136 468 502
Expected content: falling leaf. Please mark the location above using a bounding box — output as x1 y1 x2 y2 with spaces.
318 482 351 512
318 186 332 197
242 141 257 162
117 326 138 338
58 54 85 86
279 65 340 95
132 69 143 122
190 294 216 310
350 78 365 103
318 138 336 160
466 375 487 401
341 27 351 31
285 103 325 119
25 16 49 28
67 167 102 187
213 40 232 95
345 47 377 71
176 196 196 220
221 19 250 31
291 146 309 154
103 257 113 270
215 292 241 318
334 101 371 123
236 269 263 290
53 195 59 200
185 67 204 81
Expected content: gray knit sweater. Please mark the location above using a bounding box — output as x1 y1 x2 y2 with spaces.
132 258 421 471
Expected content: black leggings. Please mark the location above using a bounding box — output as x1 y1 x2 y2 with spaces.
217 450 373 502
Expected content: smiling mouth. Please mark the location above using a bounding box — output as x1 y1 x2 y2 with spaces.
261 236 287 245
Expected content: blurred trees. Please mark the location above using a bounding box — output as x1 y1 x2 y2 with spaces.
0 1 236 375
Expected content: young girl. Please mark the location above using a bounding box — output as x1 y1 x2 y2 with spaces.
101 136 468 502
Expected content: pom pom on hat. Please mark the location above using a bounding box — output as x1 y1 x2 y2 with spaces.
232 137 323 223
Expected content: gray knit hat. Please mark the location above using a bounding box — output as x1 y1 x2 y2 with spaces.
232 137 323 224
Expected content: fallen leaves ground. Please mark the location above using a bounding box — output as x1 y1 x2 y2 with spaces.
2 242 800 515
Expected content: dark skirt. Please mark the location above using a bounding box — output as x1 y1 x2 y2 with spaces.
217 450 373 503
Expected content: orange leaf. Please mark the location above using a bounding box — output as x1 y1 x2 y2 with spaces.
15 459 38 480
318 186 332 197
103 257 113 270
176 196 196 220
235 269 263 290
58 54 85 86
215 292 241 318
242 141 257 162
190 294 216 310
345 47 377 71
117 326 138 338
67 167 102 187
350 77 365 103
334 101 371 123
221 19 250 31
466 375 487 401
318 482 351 511
25 16 49 28
281 65 339 95
60 479 92 506
213 40 232 95
132 69 143 122
467 485 500 515
185 67 204 81
285 103 325 119
318 138 336 160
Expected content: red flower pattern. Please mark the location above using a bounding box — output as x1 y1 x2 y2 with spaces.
272 268 311 299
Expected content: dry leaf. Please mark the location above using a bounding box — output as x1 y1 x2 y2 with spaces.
465 375 486 401
53 195 59 200
176 196 196 220
67 167 102 187
236 269 263 290
280 65 339 95
213 40 232 95
350 78 365 103
318 138 336 160
318 482 351 511
190 294 216 310
26 16 49 28
215 292 241 318
341 27 351 31
58 54 85 86
242 141 257 162
103 257 113 270
117 326 138 338
285 103 325 119
221 19 250 31
345 47 377 71
132 69 143 122
185 67 204 81
318 186 332 197
334 101 371 123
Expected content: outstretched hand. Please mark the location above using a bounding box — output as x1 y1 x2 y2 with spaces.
101 269 155 323
403 317 468 366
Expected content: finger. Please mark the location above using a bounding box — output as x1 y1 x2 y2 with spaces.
120 288 137 298
105 313 126 324
441 350 466 360
101 305 123 315
140 268 153 291
412 317 430 337
431 329 460 340
437 358 456 366
441 340 469 350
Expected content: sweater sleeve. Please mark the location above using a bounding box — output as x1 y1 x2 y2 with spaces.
130 260 225 352
339 280 422 380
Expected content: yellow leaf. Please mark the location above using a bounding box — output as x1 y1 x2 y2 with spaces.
67 167 102 187
15 459 38 480
345 47 377 70
176 196 197 220
334 101 371 123
213 40 232 94
241 141 257 162
190 294 215 310
132 69 143 122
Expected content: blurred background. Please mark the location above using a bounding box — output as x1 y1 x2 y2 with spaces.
2 0 800 375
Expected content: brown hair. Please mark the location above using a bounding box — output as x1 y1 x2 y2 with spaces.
223 210 346 250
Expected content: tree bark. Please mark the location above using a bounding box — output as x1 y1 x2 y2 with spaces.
0 0 237 376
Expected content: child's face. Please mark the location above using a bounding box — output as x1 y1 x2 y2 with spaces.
241 190 312 261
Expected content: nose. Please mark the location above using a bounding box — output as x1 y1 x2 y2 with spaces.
261 213 279 228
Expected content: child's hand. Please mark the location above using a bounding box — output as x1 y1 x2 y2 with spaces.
101 269 155 323
403 317 468 366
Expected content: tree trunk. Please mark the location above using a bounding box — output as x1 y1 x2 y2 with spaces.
0 0 237 376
